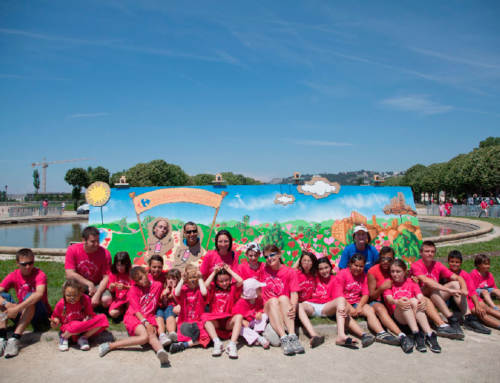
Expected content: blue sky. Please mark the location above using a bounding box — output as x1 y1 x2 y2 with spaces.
1 1 499 193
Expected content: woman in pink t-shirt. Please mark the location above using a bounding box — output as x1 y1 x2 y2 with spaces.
200 230 241 279
384 259 440 353
99 266 169 366
258 244 304 356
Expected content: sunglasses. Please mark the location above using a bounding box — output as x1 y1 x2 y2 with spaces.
264 253 278 259
185 230 198 235
380 257 394 262
18 261 34 266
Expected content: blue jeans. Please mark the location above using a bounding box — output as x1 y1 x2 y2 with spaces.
1 292 50 331
156 305 176 320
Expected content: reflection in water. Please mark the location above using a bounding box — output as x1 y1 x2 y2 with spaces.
0 221 86 248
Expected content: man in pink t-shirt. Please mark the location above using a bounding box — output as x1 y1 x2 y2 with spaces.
410 241 468 338
0 248 50 358
65 226 111 308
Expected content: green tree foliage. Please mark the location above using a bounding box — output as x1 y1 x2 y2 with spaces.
33 169 40 194
64 168 89 209
88 166 110 184
124 160 190 187
479 137 500 148
191 173 216 185
220 172 261 185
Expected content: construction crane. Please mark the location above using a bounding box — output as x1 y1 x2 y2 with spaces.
32 158 91 193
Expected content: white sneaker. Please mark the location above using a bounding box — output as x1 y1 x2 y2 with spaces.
5 337 20 357
226 341 238 359
212 340 223 357
156 349 170 366
168 331 178 343
77 336 90 351
59 336 69 352
159 333 171 346
0 338 6 357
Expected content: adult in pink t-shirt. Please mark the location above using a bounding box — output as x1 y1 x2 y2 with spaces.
65 226 111 307
258 245 303 355
200 230 241 279
411 241 468 333
0 248 51 358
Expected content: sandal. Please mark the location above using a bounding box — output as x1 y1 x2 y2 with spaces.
310 336 325 348
336 337 358 349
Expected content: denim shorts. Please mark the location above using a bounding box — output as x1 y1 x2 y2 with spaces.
476 287 495 294
156 305 176 320
1 292 50 331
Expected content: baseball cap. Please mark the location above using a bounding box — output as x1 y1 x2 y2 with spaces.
242 278 266 299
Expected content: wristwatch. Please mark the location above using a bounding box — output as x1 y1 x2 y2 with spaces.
141 318 147 324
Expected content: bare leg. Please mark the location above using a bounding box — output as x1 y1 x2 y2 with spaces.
156 317 166 335
265 298 286 337
278 296 296 335
166 316 177 333
444 281 470 315
204 320 219 340
424 297 446 326
109 309 122 318
297 303 319 337
373 302 402 335
361 305 384 333
430 291 453 318
108 325 149 350
226 314 243 343
322 297 348 342
413 299 432 334
14 305 36 335
394 307 418 333
481 290 498 309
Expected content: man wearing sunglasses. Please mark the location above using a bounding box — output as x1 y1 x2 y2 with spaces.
173 221 206 272
0 248 51 358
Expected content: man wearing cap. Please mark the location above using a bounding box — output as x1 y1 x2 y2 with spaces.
338 225 379 272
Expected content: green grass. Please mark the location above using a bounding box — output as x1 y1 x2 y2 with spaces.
0 260 125 331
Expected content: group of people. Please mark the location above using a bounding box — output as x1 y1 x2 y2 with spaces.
1 223 499 366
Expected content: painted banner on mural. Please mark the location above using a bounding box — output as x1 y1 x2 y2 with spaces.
89 179 421 269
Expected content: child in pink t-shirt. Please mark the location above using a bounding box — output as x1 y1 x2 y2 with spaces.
470 254 500 311
232 278 270 348
99 266 169 366
384 259 440 353
238 242 265 280
106 252 132 319
203 264 243 358
0 248 51 358
447 251 495 333
333 254 388 348
169 264 210 354
148 255 167 284
51 279 109 351
157 268 181 347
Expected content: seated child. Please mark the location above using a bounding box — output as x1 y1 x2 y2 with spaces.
51 279 109 351
157 268 181 347
410 241 467 337
99 266 169 366
169 264 209 354
232 278 270 348
446 251 490 334
148 255 167 284
0 248 51 358
384 260 441 353
203 264 244 359
106 251 132 319
469 254 500 311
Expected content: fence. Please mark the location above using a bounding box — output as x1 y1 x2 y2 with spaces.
426 204 500 218
4 206 64 217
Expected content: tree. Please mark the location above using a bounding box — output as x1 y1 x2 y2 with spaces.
65 168 89 209
125 160 190 186
479 136 500 149
88 166 110 184
191 173 216 185
33 169 40 194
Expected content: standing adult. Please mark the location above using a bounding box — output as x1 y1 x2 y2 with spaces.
65 226 111 308
200 230 240 279
338 225 379 273
479 199 489 217
173 222 207 272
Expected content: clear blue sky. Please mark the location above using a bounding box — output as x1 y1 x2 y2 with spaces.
1 0 499 193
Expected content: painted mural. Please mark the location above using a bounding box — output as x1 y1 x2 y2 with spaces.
89 178 422 269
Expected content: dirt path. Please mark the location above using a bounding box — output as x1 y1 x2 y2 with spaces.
2 325 500 383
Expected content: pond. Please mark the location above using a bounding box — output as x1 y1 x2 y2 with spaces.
0 219 474 249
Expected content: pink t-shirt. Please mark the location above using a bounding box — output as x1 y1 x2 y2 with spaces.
108 272 132 301
65 243 111 285
238 261 265 280
295 269 316 303
126 281 162 318
308 275 338 304
410 259 453 286
52 294 94 324
232 297 264 321
177 285 206 323
455 269 479 310
148 271 167 285
200 250 241 279
469 269 498 290
383 278 422 300
257 265 299 303
206 283 240 314
0 268 50 310
333 268 369 305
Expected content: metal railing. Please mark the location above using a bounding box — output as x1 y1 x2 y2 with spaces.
425 204 500 218
6 206 64 217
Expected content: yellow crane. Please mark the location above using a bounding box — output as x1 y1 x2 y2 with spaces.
31 158 91 193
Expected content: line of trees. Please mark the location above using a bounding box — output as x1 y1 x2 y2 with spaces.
64 160 261 208
384 137 500 202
